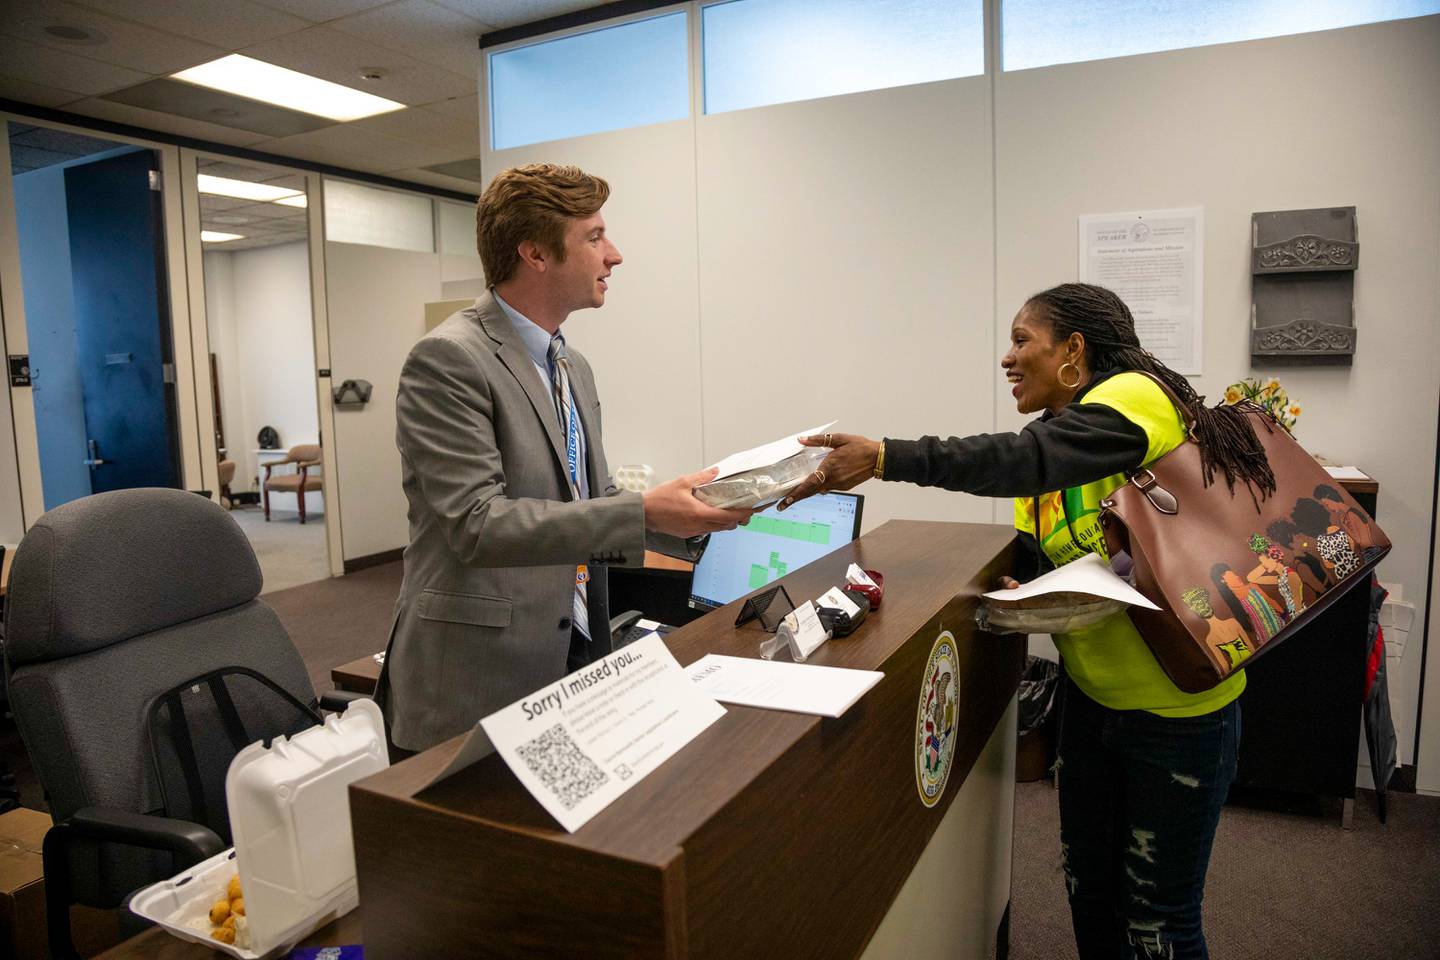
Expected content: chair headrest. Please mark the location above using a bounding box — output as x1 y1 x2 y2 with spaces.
4 489 263 665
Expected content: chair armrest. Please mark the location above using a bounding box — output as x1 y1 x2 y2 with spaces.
52 807 226 863
318 690 371 713
43 808 226 960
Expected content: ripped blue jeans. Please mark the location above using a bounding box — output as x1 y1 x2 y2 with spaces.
1056 677 1239 960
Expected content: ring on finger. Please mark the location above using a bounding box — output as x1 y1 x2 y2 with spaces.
823 433 834 447
813 468 827 487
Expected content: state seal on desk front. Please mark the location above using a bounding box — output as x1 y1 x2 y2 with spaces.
914 631 959 808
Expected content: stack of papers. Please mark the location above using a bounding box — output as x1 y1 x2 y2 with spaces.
687 654 882 718
981 552 1159 609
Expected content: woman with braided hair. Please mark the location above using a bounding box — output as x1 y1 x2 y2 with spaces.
780 282 1273 960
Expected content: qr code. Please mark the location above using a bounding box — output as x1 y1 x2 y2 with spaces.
514 724 609 810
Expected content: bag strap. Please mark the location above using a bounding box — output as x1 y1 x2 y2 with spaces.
1099 370 1190 516
1127 369 1197 440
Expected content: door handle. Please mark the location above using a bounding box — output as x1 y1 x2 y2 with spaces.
84 439 107 467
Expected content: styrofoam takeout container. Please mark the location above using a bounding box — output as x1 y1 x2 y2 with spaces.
129 699 389 958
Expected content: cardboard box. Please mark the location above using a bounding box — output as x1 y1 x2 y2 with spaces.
0 807 121 959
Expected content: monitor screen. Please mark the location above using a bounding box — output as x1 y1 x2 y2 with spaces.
688 492 863 611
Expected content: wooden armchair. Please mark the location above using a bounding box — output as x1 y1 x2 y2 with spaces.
217 458 236 509
262 443 323 524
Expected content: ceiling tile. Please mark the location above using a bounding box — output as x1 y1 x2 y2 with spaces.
1 1 225 75
250 0 394 24
0 35 151 95
103 78 334 138
67 96 276 146
241 25 474 106
11 144 78 173
328 0 487 78
433 0 602 31
390 165 482 195
72 0 312 49
422 156 482 181
9 123 123 156
196 159 306 189
348 101 477 153
200 195 254 211
0 74 88 108
264 121 446 171
240 201 309 221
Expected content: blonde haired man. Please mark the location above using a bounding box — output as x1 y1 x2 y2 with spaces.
381 164 745 753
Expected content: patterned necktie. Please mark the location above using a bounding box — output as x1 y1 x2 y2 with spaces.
548 336 590 642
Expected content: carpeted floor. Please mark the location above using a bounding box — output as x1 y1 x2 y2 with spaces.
228 504 332 596
1003 777 1440 958
261 560 402 697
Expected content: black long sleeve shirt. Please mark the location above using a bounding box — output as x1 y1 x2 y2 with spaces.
881 372 1151 578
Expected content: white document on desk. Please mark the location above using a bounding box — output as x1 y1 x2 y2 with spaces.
480 633 725 832
686 654 882 718
708 420 836 479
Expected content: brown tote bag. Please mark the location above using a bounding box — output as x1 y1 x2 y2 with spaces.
1098 376 1391 693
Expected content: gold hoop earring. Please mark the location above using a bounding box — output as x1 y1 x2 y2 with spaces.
1057 362 1082 389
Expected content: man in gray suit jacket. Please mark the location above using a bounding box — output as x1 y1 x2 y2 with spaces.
381 164 748 753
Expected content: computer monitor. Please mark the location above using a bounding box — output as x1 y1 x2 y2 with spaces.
687 492 864 611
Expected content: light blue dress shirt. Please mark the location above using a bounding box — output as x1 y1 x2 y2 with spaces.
493 292 590 499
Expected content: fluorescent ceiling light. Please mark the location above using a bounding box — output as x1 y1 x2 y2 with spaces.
201 230 244 243
173 54 405 122
273 194 308 208
198 173 302 202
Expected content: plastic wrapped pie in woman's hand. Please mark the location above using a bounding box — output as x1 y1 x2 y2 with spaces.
694 448 830 510
976 591 1126 635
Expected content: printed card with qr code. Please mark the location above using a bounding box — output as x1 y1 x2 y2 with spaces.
480 632 725 832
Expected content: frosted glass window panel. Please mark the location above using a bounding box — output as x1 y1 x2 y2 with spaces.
323 179 434 252
439 199 478 257
702 0 984 115
489 12 690 150
1003 0 1440 71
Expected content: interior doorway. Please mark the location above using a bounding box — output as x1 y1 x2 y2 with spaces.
188 155 333 594
7 122 183 511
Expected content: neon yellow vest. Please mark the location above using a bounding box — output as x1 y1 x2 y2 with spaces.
1013 372 1245 717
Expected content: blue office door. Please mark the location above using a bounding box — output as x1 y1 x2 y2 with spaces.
64 150 181 493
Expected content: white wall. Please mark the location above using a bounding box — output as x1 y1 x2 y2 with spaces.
325 241 440 560
203 251 243 462
203 242 318 496
695 76 996 532
993 16 1440 767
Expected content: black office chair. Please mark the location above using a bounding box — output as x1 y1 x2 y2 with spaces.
1 488 359 959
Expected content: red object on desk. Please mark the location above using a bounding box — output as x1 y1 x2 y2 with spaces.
849 569 884 609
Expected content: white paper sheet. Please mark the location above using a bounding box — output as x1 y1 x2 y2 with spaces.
1324 466 1369 481
475 634 725 832
708 421 836 480
981 552 1160 610
687 654 882 718
1079 207 1204 375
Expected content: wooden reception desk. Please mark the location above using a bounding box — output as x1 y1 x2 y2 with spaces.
350 520 1025 959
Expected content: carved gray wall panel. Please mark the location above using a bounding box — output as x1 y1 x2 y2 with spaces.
1251 207 1357 362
